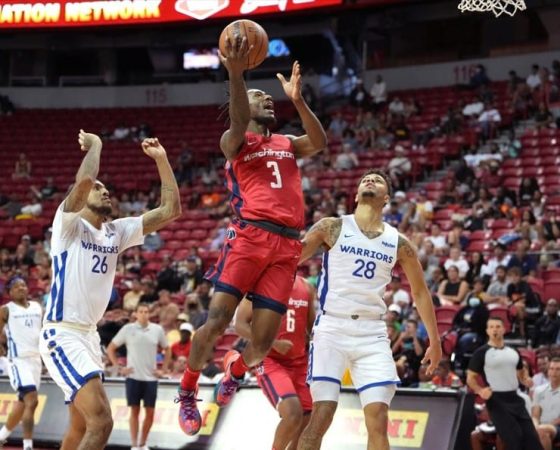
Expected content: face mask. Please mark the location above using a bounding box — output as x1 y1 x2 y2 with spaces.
468 297 481 308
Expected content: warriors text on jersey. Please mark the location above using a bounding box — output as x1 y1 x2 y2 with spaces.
225 131 304 230
317 215 399 316
46 202 144 326
5 301 42 358
268 276 310 361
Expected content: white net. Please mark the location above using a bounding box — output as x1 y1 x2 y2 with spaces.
458 0 526 16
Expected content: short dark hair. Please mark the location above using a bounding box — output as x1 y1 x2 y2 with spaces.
488 316 504 324
357 169 393 197
136 302 151 311
496 265 507 272
551 357 560 364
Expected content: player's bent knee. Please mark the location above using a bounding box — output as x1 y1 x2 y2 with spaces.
279 398 304 425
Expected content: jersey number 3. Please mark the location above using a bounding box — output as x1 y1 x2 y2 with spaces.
266 161 283 189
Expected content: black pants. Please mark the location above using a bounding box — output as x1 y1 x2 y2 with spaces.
487 391 543 450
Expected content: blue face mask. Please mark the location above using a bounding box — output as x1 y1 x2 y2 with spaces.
468 297 481 308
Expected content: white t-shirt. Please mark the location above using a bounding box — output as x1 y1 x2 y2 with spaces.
444 258 470 278
46 202 144 326
526 73 541 89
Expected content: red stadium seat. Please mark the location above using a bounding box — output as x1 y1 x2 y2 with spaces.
543 281 560 300
435 306 460 323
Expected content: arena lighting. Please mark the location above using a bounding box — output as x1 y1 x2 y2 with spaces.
0 0 343 28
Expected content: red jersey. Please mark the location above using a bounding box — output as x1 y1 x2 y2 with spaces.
225 131 305 230
268 276 312 361
171 341 191 359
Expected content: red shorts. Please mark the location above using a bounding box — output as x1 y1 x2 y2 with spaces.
205 219 302 314
256 355 312 412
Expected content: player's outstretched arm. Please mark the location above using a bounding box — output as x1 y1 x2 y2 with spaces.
299 217 341 263
219 36 252 161
278 61 327 158
141 138 182 235
65 129 102 213
397 233 442 375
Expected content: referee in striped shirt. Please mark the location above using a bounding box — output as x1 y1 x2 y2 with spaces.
467 316 543 450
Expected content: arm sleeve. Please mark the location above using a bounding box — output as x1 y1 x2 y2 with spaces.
112 217 145 253
514 349 523 370
111 325 128 347
468 346 486 374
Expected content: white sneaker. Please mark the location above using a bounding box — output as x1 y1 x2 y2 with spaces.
131 447 140 450
139 446 150 450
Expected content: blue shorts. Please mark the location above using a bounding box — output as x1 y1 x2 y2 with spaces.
125 378 158 408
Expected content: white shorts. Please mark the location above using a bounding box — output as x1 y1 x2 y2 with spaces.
39 324 104 403
307 314 399 407
8 356 42 399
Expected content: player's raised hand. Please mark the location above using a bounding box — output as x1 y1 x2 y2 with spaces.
218 35 253 76
78 129 101 152
421 342 442 376
277 61 302 102
141 137 166 160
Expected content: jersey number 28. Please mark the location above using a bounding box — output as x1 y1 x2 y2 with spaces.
352 258 376 279
266 161 283 189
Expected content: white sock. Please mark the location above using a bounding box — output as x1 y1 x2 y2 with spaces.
23 438 33 449
0 425 12 440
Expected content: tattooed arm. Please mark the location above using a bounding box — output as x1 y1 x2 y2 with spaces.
397 233 442 375
300 217 342 263
141 138 182 235
65 130 102 212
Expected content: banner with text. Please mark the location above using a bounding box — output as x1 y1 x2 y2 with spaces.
0 378 462 449
0 0 343 28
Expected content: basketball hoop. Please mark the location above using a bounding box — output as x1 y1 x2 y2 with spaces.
458 0 526 17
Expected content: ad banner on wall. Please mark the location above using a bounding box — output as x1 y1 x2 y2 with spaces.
0 378 464 449
0 0 344 29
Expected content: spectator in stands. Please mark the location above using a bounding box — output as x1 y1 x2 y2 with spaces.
349 79 370 109
444 246 470 279
384 275 411 313
437 266 469 306
481 244 511 282
453 278 490 338
466 251 485 285
463 96 484 118
156 255 181 292
467 317 542 450
527 64 542 91
478 102 501 141
535 102 555 128
306 263 320 288
12 153 31 180
123 279 144 312
111 123 131 141
533 355 550 389
30 177 57 201
18 192 42 218
387 145 411 189
485 265 510 308
388 97 405 115
403 98 420 118
169 356 189 380
383 200 403 229
159 302 180 345
431 359 462 388
519 177 540 206
532 358 560 450
142 231 163 252
426 223 448 255
469 64 490 89
369 75 387 109
139 278 158 304
447 221 469 251
327 111 347 139
464 203 486 232
539 208 560 243
393 319 427 387
0 94 15 115
534 300 560 347
508 240 538 276
507 266 538 338
411 189 433 227
180 256 204 294
333 143 359 170
391 115 411 142
419 240 440 280
171 323 194 360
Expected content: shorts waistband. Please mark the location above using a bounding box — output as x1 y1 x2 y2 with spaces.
44 321 97 333
322 310 386 320
241 218 301 240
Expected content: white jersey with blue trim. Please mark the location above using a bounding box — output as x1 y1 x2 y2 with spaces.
317 215 399 316
5 301 42 359
46 202 144 327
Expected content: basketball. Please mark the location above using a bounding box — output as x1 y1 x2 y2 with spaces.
219 20 269 70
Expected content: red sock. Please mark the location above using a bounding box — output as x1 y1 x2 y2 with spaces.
230 355 249 379
180 365 201 390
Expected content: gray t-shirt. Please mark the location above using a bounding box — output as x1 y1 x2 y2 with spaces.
533 383 560 424
468 344 522 392
487 280 509 297
112 322 168 381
